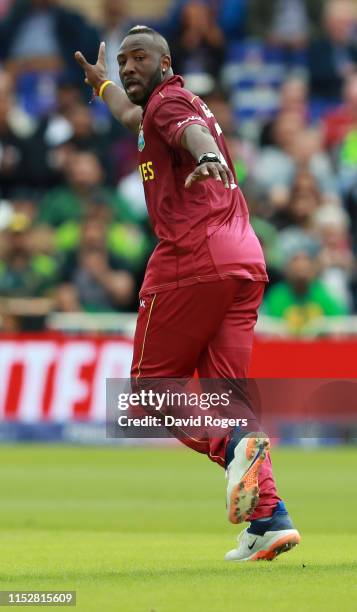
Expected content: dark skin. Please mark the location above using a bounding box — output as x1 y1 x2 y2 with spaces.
75 35 234 189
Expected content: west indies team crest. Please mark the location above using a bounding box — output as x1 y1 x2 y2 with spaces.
138 125 145 152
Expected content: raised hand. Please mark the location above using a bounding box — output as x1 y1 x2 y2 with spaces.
75 42 108 91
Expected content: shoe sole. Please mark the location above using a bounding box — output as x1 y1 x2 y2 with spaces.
251 531 301 561
228 436 270 524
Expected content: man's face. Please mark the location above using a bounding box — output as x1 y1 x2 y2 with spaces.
273 111 304 151
104 0 126 25
6 230 29 258
68 104 93 137
81 220 107 249
289 190 319 223
66 153 103 189
118 34 170 106
286 253 317 287
325 1 356 43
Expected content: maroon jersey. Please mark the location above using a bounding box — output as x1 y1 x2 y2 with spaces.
138 75 267 296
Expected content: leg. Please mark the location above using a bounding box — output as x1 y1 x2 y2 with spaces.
131 280 239 378
197 279 281 519
131 280 240 454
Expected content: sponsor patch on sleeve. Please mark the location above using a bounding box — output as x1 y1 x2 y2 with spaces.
176 116 206 128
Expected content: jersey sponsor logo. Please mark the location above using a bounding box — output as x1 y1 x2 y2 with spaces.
138 126 145 152
139 162 155 182
177 116 205 128
140 299 146 308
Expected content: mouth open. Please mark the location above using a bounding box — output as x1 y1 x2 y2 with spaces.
125 81 142 95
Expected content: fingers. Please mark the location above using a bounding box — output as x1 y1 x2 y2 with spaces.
185 176 192 189
218 164 235 187
226 166 235 185
208 164 222 183
217 165 230 188
205 163 230 188
98 41 106 65
185 167 208 188
185 170 197 188
74 50 89 69
185 163 235 189
208 163 234 188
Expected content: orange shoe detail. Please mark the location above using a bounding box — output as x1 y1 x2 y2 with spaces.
245 437 257 460
229 437 270 524
251 533 301 561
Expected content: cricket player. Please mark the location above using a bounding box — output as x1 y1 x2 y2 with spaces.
75 26 300 561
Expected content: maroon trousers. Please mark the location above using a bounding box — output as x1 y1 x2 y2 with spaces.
131 278 280 519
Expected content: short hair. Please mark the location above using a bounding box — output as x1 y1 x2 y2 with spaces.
126 25 171 56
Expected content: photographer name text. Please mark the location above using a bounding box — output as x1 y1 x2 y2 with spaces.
117 415 248 429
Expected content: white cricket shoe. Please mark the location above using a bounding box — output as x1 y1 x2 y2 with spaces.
225 501 301 561
226 433 270 524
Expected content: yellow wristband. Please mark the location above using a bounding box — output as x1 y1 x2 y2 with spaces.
98 80 114 99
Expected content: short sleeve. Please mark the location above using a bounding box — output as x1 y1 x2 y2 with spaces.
151 96 209 148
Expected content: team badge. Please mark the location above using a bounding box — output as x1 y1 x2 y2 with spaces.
138 125 145 152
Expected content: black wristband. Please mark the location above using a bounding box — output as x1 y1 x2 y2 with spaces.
197 153 221 165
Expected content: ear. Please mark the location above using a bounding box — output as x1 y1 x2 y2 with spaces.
161 54 171 74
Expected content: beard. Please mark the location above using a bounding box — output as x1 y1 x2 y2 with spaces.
131 64 165 107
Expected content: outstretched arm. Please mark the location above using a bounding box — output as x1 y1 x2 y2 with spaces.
75 42 142 134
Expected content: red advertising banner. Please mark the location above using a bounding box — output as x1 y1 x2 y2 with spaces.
251 338 357 377
0 335 357 423
0 335 133 423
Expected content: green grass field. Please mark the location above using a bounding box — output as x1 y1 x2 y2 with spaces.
0 445 356 611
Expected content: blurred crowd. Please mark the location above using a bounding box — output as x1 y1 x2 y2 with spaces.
0 0 356 334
